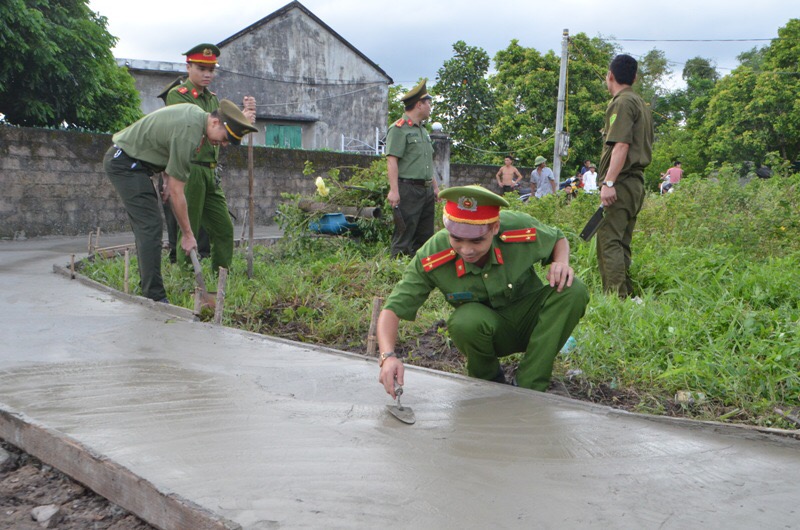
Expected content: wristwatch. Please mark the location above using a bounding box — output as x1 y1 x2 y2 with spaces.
604 180 615 188
379 351 396 367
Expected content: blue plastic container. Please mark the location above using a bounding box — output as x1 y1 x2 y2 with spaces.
309 213 358 235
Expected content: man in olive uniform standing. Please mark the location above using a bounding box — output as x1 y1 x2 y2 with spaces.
385 79 438 257
165 43 256 273
597 54 654 298
377 185 589 396
104 100 257 302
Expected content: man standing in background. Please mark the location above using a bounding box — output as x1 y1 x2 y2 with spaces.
165 43 256 273
531 156 556 198
596 54 654 298
385 79 438 257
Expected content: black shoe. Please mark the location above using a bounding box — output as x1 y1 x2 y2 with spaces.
156 297 169 304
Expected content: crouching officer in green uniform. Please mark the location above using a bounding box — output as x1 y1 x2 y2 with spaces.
104 100 257 302
165 43 257 274
377 185 589 395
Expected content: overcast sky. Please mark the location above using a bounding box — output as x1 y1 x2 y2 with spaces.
88 0 795 88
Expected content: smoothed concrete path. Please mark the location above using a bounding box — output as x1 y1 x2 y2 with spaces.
1 234 799 529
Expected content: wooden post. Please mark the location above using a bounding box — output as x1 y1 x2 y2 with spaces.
247 139 255 278
213 267 228 325
366 296 383 356
123 250 130 294
87 232 93 254
70 255 75 279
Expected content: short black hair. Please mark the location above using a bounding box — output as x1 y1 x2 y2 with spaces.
504 155 513 160
674 160 682 165
609 54 638 86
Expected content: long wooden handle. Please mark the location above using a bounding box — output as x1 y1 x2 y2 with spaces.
189 248 207 292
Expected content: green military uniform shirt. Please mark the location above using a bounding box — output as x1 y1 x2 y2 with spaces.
111 104 209 182
598 87 654 181
384 210 565 321
165 79 220 164
385 114 434 181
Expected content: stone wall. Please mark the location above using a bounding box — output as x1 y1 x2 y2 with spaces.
0 126 375 239
0 126 530 239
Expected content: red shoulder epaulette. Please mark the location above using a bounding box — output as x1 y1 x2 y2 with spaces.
421 248 457 272
394 118 414 128
499 228 537 243
177 87 189 94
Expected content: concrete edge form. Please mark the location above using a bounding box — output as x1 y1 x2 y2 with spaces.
0 404 242 530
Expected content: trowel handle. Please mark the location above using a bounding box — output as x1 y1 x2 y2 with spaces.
393 383 403 406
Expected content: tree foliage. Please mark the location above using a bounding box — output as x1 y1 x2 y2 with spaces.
0 0 142 131
430 41 497 164
701 19 800 166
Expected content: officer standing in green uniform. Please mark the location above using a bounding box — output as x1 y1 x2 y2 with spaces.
385 79 439 257
165 43 256 274
597 54 654 298
377 185 589 396
104 100 257 302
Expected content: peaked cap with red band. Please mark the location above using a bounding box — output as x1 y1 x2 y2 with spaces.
439 185 509 239
183 43 220 65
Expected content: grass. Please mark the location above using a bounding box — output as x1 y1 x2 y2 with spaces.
79 172 800 430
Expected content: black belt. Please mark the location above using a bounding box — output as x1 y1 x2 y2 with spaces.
398 178 431 187
112 146 159 175
192 161 217 169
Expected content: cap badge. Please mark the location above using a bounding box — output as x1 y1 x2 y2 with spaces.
203 48 213 57
457 196 478 212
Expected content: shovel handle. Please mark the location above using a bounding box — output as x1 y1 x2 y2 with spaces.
189 248 208 292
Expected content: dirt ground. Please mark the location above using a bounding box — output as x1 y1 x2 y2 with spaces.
0 441 154 530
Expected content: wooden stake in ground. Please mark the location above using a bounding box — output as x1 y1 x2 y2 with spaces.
214 267 228 325
366 297 383 356
123 249 130 294
243 96 257 279
70 255 75 280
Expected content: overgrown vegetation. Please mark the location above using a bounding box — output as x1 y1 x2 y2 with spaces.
79 169 800 430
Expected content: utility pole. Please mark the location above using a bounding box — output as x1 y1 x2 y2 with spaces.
553 28 569 186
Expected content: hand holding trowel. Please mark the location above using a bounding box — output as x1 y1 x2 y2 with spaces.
387 382 416 424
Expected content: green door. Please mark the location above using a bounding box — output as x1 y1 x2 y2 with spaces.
266 125 302 149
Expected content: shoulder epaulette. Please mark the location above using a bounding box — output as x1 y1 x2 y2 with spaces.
177 87 189 94
394 118 414 128
421 248 457 272
191 88 199 99
499 228 537 243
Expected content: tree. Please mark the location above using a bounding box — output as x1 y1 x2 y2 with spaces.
636 49 672 129
0 0 141 131
430 41 497 164
387 84 406 126
701 19 800 167
490 34 615 174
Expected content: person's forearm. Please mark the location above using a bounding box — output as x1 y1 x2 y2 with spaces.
166 175 193 239
604 143 630 182
551 237 570 265
387 156 399 192
377 309 400 354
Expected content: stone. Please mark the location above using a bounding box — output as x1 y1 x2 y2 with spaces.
30 505 62 528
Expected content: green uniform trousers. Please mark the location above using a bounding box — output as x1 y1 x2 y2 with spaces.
103 146 167 301
391 181 435 257
176 165 233 272
446 278 589 391
596 176 645 297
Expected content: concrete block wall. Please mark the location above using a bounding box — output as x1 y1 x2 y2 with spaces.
0 126 527 238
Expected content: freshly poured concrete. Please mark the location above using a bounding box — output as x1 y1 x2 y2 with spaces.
1 235 799 529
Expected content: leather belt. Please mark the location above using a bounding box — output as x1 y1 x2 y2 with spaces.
398 177 431 187
192 161 217 169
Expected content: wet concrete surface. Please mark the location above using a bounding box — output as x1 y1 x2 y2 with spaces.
1 233 799 529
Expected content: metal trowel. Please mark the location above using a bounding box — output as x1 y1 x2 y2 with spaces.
386 384 416 424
